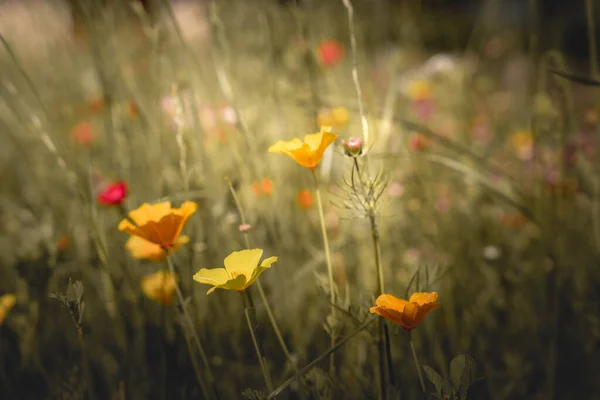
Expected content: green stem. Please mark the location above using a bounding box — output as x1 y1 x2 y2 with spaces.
165 256 214 398
585 0 598 79
225 177 299 371
242 290 274 392
268 317 377 399
312 169 336 376
410 335 426 395
77 327 94 400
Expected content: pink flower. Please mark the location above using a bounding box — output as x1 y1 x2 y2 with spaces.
97 181 128 206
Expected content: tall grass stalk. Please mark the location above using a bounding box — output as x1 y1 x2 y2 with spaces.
165 256 215 399
241 290 274 392
312 169 337 376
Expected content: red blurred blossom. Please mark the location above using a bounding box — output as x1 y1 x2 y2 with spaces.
412 99 435 122
58 235 71 252
251 178 273 197
97 181 128 206
317 40 345 67
408 133 431 151
71 121 95 145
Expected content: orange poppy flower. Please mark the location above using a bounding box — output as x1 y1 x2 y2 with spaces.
141 270 177 304
370 292 440 331
268 126 338 169
118 201 197 252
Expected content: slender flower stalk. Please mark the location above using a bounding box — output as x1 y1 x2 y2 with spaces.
165 256 215 399
241 290 274 392
410 334 426 395
312 169 337 376
225 178 298 370
351 158 394 395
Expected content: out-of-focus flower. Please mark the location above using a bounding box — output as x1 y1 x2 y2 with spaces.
318 107 349 131
408 132 431 151
317 39 345 67
413 99 435 121
403 248 421 266
219 105 237 125
0 294 16 326
125 235 190 261
118 201 197 253
238 224 252 232
251 178 273 198
268 126 338 169
97 181 128 206
343 137 363 157
141 270 177 304
499 212 528 229
407 80 431 101
482 245 501 260
58 235 71 252
387 182 405 198
71 121 95 145
87 96 106 114
127 101 139 119
297 189 314 209
508 130 534 161
370 292 440 331
565 131 597 167
193 249 278 294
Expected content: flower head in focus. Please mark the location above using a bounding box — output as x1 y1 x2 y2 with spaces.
118 201 197 254
268 126 338 169
97 181 128 206
193 249 277 294
343 137 363 157
141 270 177 304
370 292 440 331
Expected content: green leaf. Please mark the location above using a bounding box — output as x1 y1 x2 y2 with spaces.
450 354 477 392
423 365 443 395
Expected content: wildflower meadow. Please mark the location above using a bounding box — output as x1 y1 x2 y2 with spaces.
2 0 600 399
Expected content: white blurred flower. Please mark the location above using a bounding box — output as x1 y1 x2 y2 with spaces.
482 245 501 260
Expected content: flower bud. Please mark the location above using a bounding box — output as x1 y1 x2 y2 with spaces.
343 137 363 157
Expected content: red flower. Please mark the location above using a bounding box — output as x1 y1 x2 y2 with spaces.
97 181 128 206
317 40 345 67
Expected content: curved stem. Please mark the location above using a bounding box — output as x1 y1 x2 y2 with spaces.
225 177 299 371
242 290 274 392
312 169 336 376
165 256 215 398
410 334 426 395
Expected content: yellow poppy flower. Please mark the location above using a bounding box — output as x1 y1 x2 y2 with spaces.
508 130 534 160
193 249 278 294
370 292 440 331
0 294 16 326
118 201 197 252
318 107 349 131
141 270 177 304
268 126 338 169
125 235 190 261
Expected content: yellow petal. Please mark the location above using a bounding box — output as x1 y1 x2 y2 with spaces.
141 270 177 304
223 249 263 279
193 268 230 287
125 236 165 261
129 202 173 225
245 256 278 288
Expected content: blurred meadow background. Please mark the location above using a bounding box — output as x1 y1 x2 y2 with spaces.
2 0 600 399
